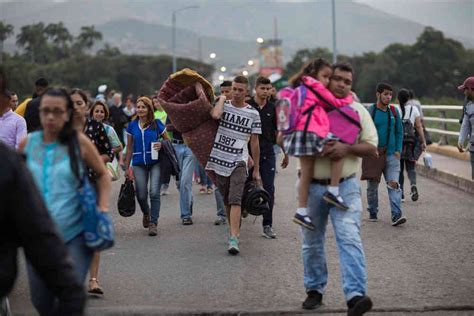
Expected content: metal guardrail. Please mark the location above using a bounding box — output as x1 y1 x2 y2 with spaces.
421 105 462 145
362 104 463 145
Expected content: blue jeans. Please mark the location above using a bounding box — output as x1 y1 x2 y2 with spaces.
174 144 195 219
367 154 403 221
260 153 276 227
302 177 367 302
470 151 474 180
133 163 161 224
215 188 225 218
27 234 92 315
197 162 213 188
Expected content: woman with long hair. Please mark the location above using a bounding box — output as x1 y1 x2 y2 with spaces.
397 89 426 202
90 100 123 155
19 88 111 315
124 96 169 236
70 89 114 295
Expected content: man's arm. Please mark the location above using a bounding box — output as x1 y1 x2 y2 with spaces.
210 95 226 120
250 134 262 183
395 108 403 155
458 111 470 152
324 141 377 160
4 146 85 315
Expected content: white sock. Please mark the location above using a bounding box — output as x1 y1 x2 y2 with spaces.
296 207 308 216
328 186 339 196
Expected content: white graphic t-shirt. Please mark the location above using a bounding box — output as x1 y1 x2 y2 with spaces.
206 101 262 176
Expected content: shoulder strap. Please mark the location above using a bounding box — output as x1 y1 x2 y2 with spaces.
389 105 398 118
302 83 361 128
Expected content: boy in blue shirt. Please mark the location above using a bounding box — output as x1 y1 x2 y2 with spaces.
364 82 406 226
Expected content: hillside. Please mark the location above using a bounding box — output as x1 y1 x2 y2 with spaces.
1 0 472 68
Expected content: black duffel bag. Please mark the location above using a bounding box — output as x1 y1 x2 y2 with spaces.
117 179 136 217
241 180 271 217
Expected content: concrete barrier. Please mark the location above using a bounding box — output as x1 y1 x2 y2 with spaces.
427 144 470 161
416 163 474 194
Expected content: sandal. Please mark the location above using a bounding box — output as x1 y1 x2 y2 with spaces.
88 278 104 295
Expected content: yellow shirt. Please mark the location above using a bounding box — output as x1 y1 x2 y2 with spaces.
312 102 378 179
15 98 32 117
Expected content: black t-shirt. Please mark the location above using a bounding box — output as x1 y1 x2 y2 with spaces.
24 97 41 133
247 98 277 155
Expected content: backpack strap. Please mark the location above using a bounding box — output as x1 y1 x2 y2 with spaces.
302 83 361 128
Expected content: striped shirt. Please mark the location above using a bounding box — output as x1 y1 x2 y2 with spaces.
206 101 261 176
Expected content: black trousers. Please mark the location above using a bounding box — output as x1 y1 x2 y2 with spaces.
259 153 276 227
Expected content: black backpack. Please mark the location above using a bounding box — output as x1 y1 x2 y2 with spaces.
402 106 416 143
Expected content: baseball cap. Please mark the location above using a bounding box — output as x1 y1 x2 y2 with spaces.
458 76 474 91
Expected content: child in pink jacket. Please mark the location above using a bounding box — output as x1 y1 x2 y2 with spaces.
281 58 353 230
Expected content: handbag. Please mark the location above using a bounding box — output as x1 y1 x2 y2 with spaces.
118 179 136 217
361 106 394 182
106 158 121 181
361 148 387 182
161 140 181 176
75 134 115 251
77 172 115 251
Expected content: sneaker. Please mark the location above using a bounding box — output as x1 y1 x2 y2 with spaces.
199 187 206 194
322 191 349 210
142 214 150 228
410 185 419 201
207 187 214 194
302 290 322 310
241 209 249 218
148 223 157 236
391 216 407 226
160 188 170 196
262 225 277 239
227 237 240 255
369 212 378 222
214 216 226 225
347 295 373 316
292 213 315 230
182 218 193 225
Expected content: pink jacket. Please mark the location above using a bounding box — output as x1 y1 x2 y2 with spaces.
295 76 353 138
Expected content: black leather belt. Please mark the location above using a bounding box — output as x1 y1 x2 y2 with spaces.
172 139 184 144
311 174 356 186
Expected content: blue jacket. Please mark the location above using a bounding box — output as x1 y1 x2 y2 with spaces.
126 119 166 166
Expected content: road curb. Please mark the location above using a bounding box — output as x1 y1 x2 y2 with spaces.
416 163 474 194
82 304 474 315
427 144 470 161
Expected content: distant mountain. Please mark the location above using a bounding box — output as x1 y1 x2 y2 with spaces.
1 0 472 68
96 19 258 69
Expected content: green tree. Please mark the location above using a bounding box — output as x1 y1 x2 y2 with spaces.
16 23 49 63
45 22 73 59
97 43 121 57
0 22 14 65
74 26 103 54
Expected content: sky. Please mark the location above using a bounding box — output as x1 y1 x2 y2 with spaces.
354 0 473 39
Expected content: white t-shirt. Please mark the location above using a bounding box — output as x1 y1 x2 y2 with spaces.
206 101 262 177
403 104 420 125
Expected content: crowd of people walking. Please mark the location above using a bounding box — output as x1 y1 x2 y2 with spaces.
0 62 472 316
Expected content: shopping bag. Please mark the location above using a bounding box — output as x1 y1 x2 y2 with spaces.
118 179 136 217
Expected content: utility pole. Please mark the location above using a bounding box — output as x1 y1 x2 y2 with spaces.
172 11 177 73
172 5 199 73
331 0 337 64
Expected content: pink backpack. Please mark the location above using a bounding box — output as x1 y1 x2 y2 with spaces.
276 83 361 144
275 85 307 134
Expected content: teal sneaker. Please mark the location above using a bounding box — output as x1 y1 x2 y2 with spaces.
227 237 240 255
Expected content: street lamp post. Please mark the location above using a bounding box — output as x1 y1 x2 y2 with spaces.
331 0 337 64
172 5 199 73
